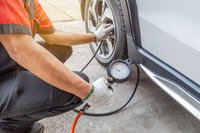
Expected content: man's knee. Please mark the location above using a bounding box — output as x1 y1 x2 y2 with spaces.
38 41 73 63
66 46 73 59
56 46 73 63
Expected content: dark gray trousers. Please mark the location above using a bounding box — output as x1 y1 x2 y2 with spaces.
0 42 88 128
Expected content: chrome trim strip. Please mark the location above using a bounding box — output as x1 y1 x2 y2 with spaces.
140 64 200 120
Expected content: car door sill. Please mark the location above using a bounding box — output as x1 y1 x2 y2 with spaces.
140 64 200 120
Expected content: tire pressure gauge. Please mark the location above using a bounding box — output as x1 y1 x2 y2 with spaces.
107 59 132 83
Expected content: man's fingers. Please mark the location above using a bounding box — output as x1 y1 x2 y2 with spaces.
105 25 114 33
101 24 112 28
95 24 114 41
104 24 112 28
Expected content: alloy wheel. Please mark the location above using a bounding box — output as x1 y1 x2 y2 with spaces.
86 0 116 59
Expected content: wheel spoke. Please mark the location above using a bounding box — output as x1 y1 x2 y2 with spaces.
89 0 99 23
88 0 116 59
106 39 114 54
88 21 96 32
100 4 113 23
101 41 108 56
100 0 106 17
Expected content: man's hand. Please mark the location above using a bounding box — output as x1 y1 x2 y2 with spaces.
83 77 113 107
94 24 114 42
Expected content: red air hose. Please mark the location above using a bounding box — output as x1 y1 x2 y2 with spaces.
70 104 90 133
70 112 83 133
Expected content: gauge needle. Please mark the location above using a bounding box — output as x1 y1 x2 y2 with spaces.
116 68 121 72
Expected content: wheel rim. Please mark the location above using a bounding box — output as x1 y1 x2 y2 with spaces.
86 0 116 59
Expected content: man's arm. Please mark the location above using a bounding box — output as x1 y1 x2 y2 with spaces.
39 24 114 46
39 30 96 46
0 34 91 99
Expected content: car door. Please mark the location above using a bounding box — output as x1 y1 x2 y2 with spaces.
136 0 200 85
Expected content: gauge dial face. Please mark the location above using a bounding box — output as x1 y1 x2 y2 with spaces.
110 62 130 81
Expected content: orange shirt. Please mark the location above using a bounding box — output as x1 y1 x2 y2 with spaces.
0 0 55 36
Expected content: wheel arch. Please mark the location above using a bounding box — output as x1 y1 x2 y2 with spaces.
119 0 142 62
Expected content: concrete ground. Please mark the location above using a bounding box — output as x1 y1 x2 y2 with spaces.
39 0 200 133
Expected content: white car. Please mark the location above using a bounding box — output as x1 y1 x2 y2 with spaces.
80 0 200 120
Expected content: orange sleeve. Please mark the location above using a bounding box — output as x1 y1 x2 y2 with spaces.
0 0 32 35
34 0 55 34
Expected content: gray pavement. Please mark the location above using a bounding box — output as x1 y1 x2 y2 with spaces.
39 0 200 133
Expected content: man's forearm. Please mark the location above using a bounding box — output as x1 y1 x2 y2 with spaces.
1 35 91 99
40 30 96 46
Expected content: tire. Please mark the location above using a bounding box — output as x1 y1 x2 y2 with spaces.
84 0 127 66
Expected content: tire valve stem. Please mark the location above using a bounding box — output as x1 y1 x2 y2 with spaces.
106 77 114 91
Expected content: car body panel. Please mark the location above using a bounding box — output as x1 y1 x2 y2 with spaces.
122 0 200 120
136 0 200 85
141 64 200 120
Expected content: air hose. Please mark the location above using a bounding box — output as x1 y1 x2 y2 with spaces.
70 62 140 133
70 112 83 133
70 104 91 133
73 41 140 116
80 41 103 72
70 40 140 132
